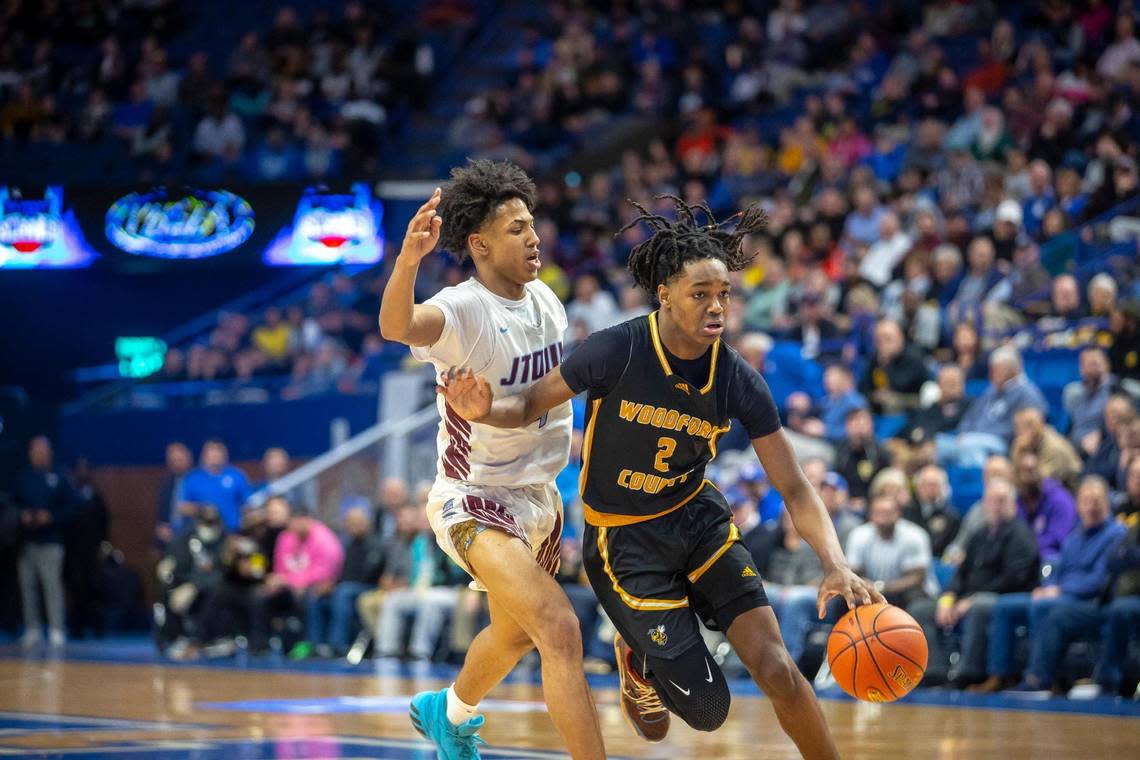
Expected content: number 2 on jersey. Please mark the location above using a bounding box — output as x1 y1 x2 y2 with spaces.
654 436 676 473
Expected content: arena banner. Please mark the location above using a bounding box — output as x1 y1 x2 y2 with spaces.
0 186 98 269
104 187 256 259
0 182 410 272
263 182 385 265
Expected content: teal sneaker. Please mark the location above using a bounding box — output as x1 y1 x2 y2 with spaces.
409 688 486 760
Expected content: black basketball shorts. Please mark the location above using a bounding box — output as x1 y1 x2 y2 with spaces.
582 482 769 660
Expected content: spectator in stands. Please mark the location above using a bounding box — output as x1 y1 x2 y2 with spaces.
835 408 887 509
949 321 987 382
1064 347 1117 449
193 530 268 657
948 238 1008 325
722 490 763 572
156 442 193 546
939 346 1047 467
179 440 252 531
372 476 409 538
1048 274 1085 322
159 506 225 658
905 465 961 559
1015 450 1078 563
1082 394 1136 484
253 447 291 492
374 503 462 662
1087 273 1118 319
192 94 245 164
1011 406 1083 488
250 307 294 369
15 436 73 649
984 475 1126 694
1040 493 1140 698
304 507 382 658
245 495 291 563
846 494 934 609
787 291 842 362
909 477 1038 688
817 364 868 443
843 184 886 248
64 459 109 640
891 365 968 470
858 319 928 413
565 273 619 336
859 211 912 288
944 455 1014 566
1119 457 1140 519
820 472 862 550
747 510 823 667
736 463 785 526
253 509 343 655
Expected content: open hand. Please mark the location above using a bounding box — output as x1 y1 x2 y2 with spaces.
816 565 886 619
400 188 443 261
439 367 493 421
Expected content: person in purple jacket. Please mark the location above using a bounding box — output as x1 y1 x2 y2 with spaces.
1014 450 1078 562
973 475 1126 694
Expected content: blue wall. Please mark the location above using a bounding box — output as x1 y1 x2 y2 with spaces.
58 393 378 466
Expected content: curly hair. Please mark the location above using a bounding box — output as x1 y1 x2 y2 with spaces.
618 195 767 296
437 159 537 261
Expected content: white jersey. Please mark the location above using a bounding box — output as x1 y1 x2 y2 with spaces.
411 278 573 487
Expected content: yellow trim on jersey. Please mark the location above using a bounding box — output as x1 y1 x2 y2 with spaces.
687 523 741 584
598 527 690 611
582 478 711 528
707 423 732 459
647 310 674 376
699 339 720 394
647 311 720 395
579 398 602 497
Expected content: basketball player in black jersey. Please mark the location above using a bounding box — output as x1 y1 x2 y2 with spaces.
443 197 883 760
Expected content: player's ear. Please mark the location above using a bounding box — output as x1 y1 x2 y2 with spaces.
656 282 669 308
467 232 488 258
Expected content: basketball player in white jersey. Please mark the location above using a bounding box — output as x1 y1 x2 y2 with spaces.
379 160 606 760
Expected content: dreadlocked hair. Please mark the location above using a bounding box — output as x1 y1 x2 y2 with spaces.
437 159 537 261
619 195 768 295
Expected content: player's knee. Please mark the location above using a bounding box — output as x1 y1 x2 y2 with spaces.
744 644 801 703
681 681 730 732
531 605 582 660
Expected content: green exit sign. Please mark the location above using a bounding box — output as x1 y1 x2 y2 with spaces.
116 337 167 378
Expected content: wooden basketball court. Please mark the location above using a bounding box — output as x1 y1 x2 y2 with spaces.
1 643 1137 759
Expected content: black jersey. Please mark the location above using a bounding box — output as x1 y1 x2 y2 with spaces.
561 312 781 527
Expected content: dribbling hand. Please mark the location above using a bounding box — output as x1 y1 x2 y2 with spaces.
399 188 443 261
440 367 493 421
816 564 886 619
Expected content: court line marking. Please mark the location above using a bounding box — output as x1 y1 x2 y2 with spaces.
0 735 636 758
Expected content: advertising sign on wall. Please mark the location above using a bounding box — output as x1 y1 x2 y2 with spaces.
105 188 255 259
262 183 385 265
0 186 97 269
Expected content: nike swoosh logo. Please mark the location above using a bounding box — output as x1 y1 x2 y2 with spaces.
667 680 690 696
704 658 713 683
498 327 509 333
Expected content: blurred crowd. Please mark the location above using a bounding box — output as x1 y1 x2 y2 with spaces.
137 271 412 402
0 0 459 183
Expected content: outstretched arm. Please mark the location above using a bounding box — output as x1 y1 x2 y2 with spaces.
441 366 576 428
379 188 446 347
753 428 885 618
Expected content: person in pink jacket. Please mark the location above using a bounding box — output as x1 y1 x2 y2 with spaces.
250 511 344 654
272 514 345 593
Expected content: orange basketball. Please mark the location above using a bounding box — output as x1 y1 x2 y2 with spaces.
827 602 928 702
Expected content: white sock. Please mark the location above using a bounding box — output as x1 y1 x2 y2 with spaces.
445 684 479 725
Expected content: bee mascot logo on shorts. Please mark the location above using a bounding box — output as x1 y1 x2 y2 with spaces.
648 625 668 647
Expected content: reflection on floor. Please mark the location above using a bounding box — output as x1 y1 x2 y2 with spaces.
0 638 1136 759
